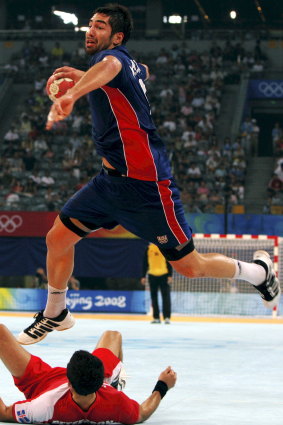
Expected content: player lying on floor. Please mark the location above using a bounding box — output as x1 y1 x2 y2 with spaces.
0 325 176 424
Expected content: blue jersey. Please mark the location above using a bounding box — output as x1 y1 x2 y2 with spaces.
88 46 172 181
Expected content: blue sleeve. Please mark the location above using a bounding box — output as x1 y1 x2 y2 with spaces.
138 63 147 81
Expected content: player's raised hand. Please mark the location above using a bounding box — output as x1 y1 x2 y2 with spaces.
46 94 75 130
158 366 177 389
51 66 85 83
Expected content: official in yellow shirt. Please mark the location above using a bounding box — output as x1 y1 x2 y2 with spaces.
141 243 172 324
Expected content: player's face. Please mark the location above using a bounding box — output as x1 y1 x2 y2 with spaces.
85 13 116 55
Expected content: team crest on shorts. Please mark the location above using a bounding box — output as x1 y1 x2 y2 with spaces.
157 235 168 244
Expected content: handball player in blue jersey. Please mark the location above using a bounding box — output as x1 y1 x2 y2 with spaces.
18 3 280 344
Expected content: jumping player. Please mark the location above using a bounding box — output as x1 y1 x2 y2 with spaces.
0 324 176 423
18 4 280 344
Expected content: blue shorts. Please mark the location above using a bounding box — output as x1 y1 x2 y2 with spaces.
61 170 192 249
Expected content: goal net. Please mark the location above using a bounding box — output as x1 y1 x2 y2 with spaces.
169 234 282 317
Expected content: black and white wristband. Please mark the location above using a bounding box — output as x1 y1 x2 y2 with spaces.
152 380 168 398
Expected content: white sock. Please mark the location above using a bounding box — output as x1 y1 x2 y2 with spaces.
44 285 67 318
232 259 266 286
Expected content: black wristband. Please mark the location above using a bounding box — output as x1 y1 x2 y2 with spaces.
152 380 168 399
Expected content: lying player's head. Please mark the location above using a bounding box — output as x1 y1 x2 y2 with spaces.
95 4 133 44
67 350 104 395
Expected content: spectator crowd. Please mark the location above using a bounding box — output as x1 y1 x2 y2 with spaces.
265 122 283 213
0 38 267 212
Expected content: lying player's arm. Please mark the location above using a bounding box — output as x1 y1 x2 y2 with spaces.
137 391 162 423
68 55 122 102
137 366 177 423
0 398 14 422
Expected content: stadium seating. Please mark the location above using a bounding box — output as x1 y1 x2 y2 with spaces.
0 39 267 213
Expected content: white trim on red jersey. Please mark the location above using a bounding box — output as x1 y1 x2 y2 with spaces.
13 382 69 423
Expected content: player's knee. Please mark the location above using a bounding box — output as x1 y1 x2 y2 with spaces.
46 227 59 251
101 330 122 346
103 330 121 340
46 225 68 254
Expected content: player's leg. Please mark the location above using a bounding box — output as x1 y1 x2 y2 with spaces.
167 245 281 309
118 177 281 310
44 175 119 320
0 324 31 377
149 276 161 323
159 275 171 323
169 247 237 278
44 215 86 317
17 215 82 345
95 330 123 360
116 178 246 283
18 176 119 345
94 331 126 390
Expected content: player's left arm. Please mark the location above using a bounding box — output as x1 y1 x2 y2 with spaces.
0 398 14 422
46 55 122 129
137 366 177 423
141 63 150 80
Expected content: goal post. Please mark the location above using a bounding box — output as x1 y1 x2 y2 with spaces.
169 234 282 317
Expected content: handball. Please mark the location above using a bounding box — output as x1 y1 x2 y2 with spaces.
46 77 75 102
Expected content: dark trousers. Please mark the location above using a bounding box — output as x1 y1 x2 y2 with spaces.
148 274 171 319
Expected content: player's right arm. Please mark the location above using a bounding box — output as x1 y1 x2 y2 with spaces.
137 366 177 423
46 55 122 130
0 398 14 422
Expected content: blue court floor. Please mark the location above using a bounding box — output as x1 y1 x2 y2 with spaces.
0 314 282 425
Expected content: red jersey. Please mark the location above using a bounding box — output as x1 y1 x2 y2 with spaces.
12 349 139 424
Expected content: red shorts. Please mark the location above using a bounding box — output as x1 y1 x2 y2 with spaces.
92 348 122 382
14 348 122 399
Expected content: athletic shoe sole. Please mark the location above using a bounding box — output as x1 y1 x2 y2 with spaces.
17 311 75 345
253 250 281 309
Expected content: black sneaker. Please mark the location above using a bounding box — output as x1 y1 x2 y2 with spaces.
17 308 75 345
253 250 281 309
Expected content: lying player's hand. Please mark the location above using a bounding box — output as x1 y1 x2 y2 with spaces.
46 94 75 130
51 66 85 83
158 366 177 389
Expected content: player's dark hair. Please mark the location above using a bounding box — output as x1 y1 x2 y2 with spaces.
67 350 104 395
95 3 133 44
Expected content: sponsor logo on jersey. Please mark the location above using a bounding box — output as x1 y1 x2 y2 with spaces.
16 409 31 423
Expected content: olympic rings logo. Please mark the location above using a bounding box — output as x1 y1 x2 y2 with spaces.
258 82 283 97
0 215 23 233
